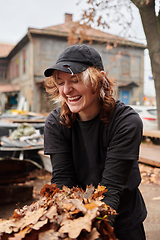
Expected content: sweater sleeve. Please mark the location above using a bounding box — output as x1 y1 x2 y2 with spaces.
44 109 71 154
44 109 77 188
50 153 77 189
100 110 143 225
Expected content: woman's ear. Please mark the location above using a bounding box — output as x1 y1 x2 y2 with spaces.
101 71 107 84
101 71 106 77
101 71 106 83
100 71 109 87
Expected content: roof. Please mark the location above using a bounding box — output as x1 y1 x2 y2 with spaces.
119 81 139 88
0 43 15 57
0 84 20 93
35 21 146 48
8 18 146 58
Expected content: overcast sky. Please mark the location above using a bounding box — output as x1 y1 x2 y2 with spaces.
0 0 85 44
1 0 146 44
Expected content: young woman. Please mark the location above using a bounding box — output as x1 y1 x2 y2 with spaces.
43 44 147 240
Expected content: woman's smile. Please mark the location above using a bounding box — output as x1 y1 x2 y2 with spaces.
67 95 82 102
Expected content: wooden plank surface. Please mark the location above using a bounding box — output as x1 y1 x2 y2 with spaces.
12 119 46 123
0 185 33 203
139 143 160 168
143 130 160 138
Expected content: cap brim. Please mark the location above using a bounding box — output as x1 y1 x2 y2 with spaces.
44 61 90 77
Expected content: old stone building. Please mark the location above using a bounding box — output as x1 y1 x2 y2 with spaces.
0 42 20 112
0 13 146 113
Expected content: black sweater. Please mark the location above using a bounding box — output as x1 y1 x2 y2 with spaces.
44 100 147 234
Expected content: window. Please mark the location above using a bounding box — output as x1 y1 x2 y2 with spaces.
15 57 19 77
23 50 26 73
0 62 8 80
10 57 19 79
121 55 130 76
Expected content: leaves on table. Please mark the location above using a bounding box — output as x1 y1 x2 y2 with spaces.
0 184 117 240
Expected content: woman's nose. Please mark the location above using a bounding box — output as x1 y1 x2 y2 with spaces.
63 83 73 95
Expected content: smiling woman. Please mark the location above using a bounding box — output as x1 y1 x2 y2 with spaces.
43 44 147 240
56 71 100 121
49 69 109 121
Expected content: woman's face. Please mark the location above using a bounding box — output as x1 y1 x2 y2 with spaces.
56 71 100 121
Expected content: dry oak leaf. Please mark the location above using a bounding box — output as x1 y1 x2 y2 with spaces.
1 204 46 234
0 219 13 234
92 185 108 200
45 205 57 220
0 218 25 234
8 227 31 240
85 227 100 240
57 198 87 214
83 185 95 202
32 218 48 230
19 208 46 230
12 210 23 220
38 229 60 240
59 208 99 238
84 200 105 210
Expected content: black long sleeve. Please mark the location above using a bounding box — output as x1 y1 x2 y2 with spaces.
50 152 77 189
100 158 134 225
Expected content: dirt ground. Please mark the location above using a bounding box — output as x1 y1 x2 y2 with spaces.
0 166 160 240
140 183 160 240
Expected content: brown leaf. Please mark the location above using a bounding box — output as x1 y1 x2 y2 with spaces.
20 208 46 230
86 227 100 240
59 208 99 238
40 183 60 198
12 210 23 220
57 198 87 215
83 184 95 203
99 220 118 240
32 219 48 230
84 202 98 210
8 227 31 240
85 200 107 211
46 205 57 219
0 219 13 234
38 229 60 240
92 185 108 200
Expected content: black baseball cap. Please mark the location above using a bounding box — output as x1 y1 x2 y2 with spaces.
44 44 104 77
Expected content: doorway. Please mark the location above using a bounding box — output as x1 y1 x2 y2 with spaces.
121 90 130 105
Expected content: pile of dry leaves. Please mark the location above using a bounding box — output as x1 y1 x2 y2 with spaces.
0 184 117 240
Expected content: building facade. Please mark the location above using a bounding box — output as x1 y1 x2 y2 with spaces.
0 14 146 113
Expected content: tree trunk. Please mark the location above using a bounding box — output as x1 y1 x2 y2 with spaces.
131 0 160 129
